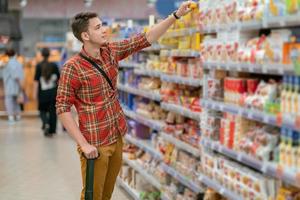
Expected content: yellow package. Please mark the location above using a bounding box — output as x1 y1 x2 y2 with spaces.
178 36 192 49
286 0 300 14
191 33 201 50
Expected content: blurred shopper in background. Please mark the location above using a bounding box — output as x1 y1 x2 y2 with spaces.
56 1 194 199
2 48 24 124
34 48 60 136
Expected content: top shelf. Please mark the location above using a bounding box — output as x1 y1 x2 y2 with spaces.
203 61 295 76
162 28 199 39
200 14 300 34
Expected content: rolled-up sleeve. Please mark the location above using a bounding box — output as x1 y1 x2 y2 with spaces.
109 33 151 61
56 63 81 115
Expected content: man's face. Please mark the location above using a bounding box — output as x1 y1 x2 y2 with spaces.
85 17 108 46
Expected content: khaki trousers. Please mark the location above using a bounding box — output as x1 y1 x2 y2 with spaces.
78 135 123 200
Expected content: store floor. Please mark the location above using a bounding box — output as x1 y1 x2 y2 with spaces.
0 117 132 200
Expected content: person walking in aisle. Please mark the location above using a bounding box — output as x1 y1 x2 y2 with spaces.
1 48 24 124
34 48 60 136
56 1 194 199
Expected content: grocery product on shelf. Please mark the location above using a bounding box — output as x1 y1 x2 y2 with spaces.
116 1 300 199
201 151 278 200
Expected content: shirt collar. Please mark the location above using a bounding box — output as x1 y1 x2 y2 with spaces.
80 45 109 62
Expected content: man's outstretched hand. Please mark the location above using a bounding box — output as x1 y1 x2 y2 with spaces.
176 1 198 18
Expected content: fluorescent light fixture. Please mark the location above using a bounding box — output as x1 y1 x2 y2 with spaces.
19 0 27 7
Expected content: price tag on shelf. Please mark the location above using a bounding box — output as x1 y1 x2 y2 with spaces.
248 111 254 119
237 153 242 161
219 188 225 195
276 165 284 178
238 108 243 116
276 113 283 126
296 173 300 186
219 104 224 111
261 163 268 174
279 19 286 27
295 116 300 130
199 175 204 182
263 115 269 124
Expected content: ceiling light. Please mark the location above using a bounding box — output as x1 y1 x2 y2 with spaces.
19 0 27 8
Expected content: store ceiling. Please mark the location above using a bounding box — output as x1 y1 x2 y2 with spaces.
8 0 158 19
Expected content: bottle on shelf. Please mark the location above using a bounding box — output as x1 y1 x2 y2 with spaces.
286 129 293 168
281 76 288 114
279 128 288 166
291 130 299 171
286 76 294 115
291 76 299 117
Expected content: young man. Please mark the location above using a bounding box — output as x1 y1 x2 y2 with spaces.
56 1 194 199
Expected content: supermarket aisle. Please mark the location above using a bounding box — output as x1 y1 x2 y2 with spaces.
0 117 132 200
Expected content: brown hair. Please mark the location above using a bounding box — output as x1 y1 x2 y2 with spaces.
71 12 98 42
5 48 15 57
40 48 52 82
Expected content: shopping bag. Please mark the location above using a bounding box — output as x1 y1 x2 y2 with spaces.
17 90 28 104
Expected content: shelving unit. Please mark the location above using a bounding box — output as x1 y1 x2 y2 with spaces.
197 174 243 200
117 178 140 200
117 84 161 101
125 134 163 160
161 102 200 121
160 163 203 194
118 3 300 199
203 61 294 76
119 61 141 68
201 138 300 188
160 132 200 157
122 106 165 131
123 156 162 190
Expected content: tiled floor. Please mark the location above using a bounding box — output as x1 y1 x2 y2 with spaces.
0 117 132 200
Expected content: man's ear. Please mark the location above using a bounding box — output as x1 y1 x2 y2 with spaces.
81 32 89 41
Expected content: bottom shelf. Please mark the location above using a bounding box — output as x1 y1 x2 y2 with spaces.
198 174 242 200
117 178 140 200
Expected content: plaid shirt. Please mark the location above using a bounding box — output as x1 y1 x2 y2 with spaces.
56 33 151 146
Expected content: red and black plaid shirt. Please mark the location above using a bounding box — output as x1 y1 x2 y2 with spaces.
56 33 151 146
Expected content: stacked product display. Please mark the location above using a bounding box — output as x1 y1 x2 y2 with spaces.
117 1 300 200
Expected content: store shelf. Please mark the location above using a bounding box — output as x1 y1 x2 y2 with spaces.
161 102 200 121
264 13 300 28
203 61 294 76
160 132 200 157
119 61 141 68
201 99 300 131
125 134 163 160
160 163 204 194
170 49 200 57
197 174 242 200
200 20 262 34
133 69 202 87
134 69 161 78
160 73 202 87
282 115 300 131
201 138 300 188
143 44 172 52
123 156 162 189
117 178 140 200
161 194 171 200
161 50 200 58
162 27 199 38
201 99 277 125
201 14 300 34
117 84 161 101
122 107 165 131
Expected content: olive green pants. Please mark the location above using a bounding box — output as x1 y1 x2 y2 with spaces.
78 136 123 200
